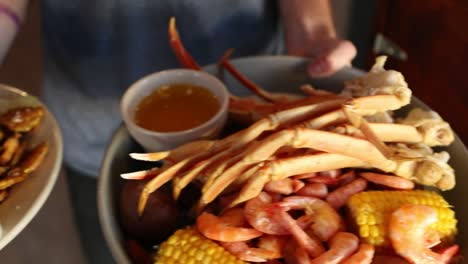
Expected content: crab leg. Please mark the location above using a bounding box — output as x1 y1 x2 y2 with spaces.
220 49 279 103
343 107 392 158
203 128 394 205
367 123 422 143
137 142 232 214
200 147 250 193
397 108 454 147
137 158 192 215
168 17 201 70
130 140 215 163
334 123 426 144
172 145 245 199
300 84 336 96
346 94 406 115
249 128 395 171
200 98 345 161
229 153 368 207
121 167 160 180
300 109 346 129
342 56 412 115
394 155 455 191
230 162 264 188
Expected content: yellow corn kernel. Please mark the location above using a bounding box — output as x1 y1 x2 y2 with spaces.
347 190 457 248
154 228 246 264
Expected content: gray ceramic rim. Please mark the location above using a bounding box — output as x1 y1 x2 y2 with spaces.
0 84 63 250
98 126 132 263
97 55 468 264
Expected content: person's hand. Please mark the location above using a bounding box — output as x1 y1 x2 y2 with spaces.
279 0 357 78
298 38 356 78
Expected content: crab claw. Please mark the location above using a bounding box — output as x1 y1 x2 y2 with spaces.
168 17 201 70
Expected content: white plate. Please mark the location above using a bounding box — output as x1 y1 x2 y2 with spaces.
0 84 63 250
98 56 468 263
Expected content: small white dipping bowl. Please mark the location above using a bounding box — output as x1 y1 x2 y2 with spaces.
121 69 229 152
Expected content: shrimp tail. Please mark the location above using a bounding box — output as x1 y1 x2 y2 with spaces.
438 244 459 263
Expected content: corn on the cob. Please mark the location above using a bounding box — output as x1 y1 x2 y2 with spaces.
347 190 457 248
154 227 246 264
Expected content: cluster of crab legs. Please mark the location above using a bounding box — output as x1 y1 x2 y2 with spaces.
122 17 458 263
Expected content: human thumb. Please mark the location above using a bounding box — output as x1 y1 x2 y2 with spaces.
307 40 357 78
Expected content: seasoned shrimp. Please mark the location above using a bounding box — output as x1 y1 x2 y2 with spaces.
309 232 359 264
326 178 367 209
196 210 262 242
257 235 286 259
264 178 304 195
360 172 415 190
341 244 374 264
295 183 328 198
220 241 279 262
278 196 343 241
389 204 459 264
372 255 410 264
283 239 311 264
244 192 289 235
305 170 356 186
274 209 325 257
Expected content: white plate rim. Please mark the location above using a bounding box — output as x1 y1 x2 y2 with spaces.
0 84 63 250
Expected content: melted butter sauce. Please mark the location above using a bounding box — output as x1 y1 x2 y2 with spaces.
134 83 220 132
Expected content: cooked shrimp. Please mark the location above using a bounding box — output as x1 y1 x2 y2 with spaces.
318 169 342 178
341 244 374 264
305 170 355 186
219 207 247 226
196 211 262 242
274 209 325 257
306 174 339 185
283 239 311 264
278 196 343 241
293 172 317 180
264 178 304 195
335 170 357 186
220 241 279 262
326 178 367 209
244 192 290 235
295 183 328 198
389 204 459 264
372 255 410 264
257 235 286 259
301 170 342 185
309 232 359 264
360 172 415 190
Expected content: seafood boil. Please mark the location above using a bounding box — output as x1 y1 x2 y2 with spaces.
0 106 48 204
118 18 461 264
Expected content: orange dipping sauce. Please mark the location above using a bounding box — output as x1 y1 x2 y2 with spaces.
134 83 220 132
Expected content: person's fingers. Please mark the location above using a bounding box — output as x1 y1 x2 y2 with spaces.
307 40 357 77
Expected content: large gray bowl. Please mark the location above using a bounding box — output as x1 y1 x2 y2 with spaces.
98 56 468 264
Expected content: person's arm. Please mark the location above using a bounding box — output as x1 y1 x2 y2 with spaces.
279 0 356 77
0 0 29 64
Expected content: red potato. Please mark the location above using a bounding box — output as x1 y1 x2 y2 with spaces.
119 180 182 245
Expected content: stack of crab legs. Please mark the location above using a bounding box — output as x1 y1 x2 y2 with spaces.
122 17 459 263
